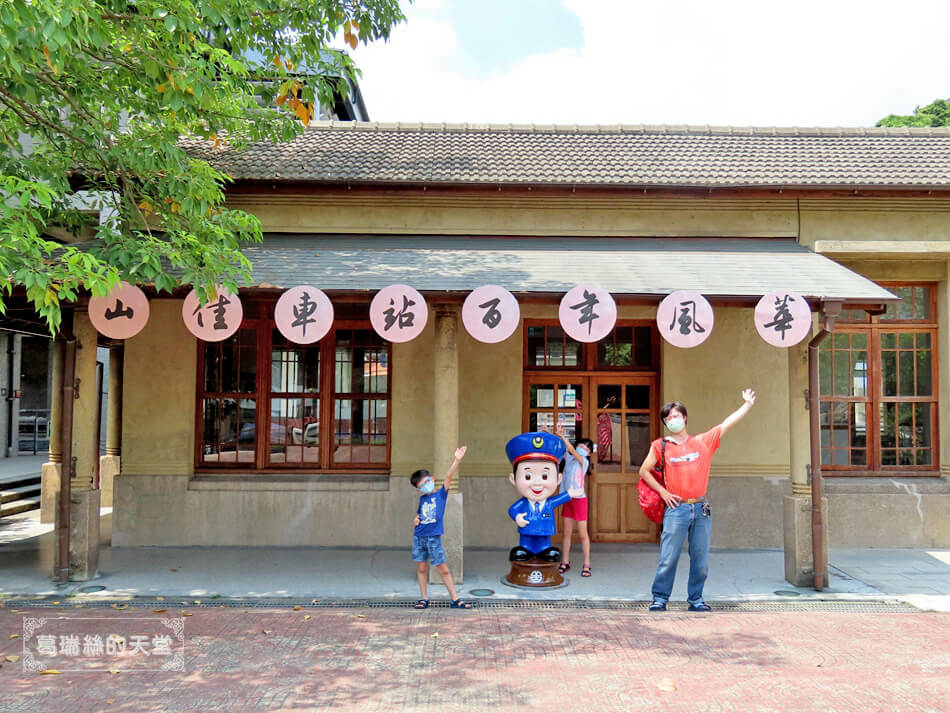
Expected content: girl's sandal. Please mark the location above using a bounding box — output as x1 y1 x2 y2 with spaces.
581 565 592 577
557 562 571 574
451 598 473 609
414 599 430 609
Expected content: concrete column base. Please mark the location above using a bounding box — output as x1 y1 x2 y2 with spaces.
40 462 61 524
54 489 101 581
783 494 829 588
429 492 463 585
98 455 120 509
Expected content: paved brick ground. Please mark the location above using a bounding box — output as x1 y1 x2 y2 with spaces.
1 605 948 713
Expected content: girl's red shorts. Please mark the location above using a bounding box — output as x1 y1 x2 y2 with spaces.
562 497 588 522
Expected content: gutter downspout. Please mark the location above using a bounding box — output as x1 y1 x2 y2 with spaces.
807 299 842 591
57 326 77 584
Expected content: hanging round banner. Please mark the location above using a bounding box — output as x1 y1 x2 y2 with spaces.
558 285 617 343
181 287 243 342
462 285 520 344
370 284 428 343
275 286 334 344
88 281 150 340
657 290 715 348
754 289 813 347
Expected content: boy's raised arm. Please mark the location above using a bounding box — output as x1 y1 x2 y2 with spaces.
719 389 756 437
441 445 467 491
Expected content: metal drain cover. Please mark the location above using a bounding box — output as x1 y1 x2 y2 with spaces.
774 590 802 596
470 588 495 597
78 585 107 593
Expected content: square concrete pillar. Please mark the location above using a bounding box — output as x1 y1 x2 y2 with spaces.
40 462 61 524
54 489 101 581
783 494 829 588
430 492 464 585
98 455 120 509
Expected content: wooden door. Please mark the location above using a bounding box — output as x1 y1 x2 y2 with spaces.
588 376 659 542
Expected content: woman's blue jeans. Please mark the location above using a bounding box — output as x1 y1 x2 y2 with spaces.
650 500 711 606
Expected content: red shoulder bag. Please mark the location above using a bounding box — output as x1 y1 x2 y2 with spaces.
637 438 667 524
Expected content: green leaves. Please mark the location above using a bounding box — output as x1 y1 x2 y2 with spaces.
0 0 405 333
877 99 950 128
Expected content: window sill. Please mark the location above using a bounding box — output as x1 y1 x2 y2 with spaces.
188 473 390 492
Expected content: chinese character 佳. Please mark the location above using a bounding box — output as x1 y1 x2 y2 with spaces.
479 297 502 329
669 300 706 336
104 299 133 320
569 290 600 335
291 291 318 337
383 295 416 331
763 294 795 340
192 294 231 330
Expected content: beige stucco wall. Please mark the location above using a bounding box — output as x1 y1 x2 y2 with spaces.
111 194 950 549
121 300 196 476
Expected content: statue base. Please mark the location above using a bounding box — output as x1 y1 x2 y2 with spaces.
503 559 564 588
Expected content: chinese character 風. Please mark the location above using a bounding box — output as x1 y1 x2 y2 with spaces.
669 300 706 336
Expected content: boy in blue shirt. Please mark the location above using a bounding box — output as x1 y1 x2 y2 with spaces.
410 445 472 609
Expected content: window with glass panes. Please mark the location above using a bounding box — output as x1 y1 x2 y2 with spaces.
818 284 938 472
524 321 657 371
196 308 391 472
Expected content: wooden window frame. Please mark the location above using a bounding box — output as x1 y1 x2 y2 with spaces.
195 303 392 474
523 319 659 372
821 282 939 476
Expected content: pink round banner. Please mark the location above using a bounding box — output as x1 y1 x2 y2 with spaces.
181 287 243 342
275 286 334 344
754 290 813 347
370 285 428 343
657 291 715 348
558 285 617 343
462 285 520 343
88 281 150 340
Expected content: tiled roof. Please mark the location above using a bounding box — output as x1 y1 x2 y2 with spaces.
242 235 897 302
181 122 950 189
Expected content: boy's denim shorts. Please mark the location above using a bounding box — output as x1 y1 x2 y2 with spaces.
412 535 446 566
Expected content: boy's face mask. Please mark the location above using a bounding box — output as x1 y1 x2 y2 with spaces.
665 416 686 433
418 479 435 495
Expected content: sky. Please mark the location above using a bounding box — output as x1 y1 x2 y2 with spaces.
350 0 950 127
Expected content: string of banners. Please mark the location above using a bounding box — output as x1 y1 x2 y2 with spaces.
88 282 814 348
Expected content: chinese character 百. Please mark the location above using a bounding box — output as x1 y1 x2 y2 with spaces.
479 297 502 329
291 291 318 337
383 295 416 331
763 294 795 340
104 299 134 320
569 289 600 335
669 300 706 336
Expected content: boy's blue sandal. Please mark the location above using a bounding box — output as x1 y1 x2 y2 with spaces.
414 599 429 609
451 598 473 609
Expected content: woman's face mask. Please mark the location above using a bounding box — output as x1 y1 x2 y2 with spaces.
418 479 435 495
665 416 686 433
576 446 589 457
